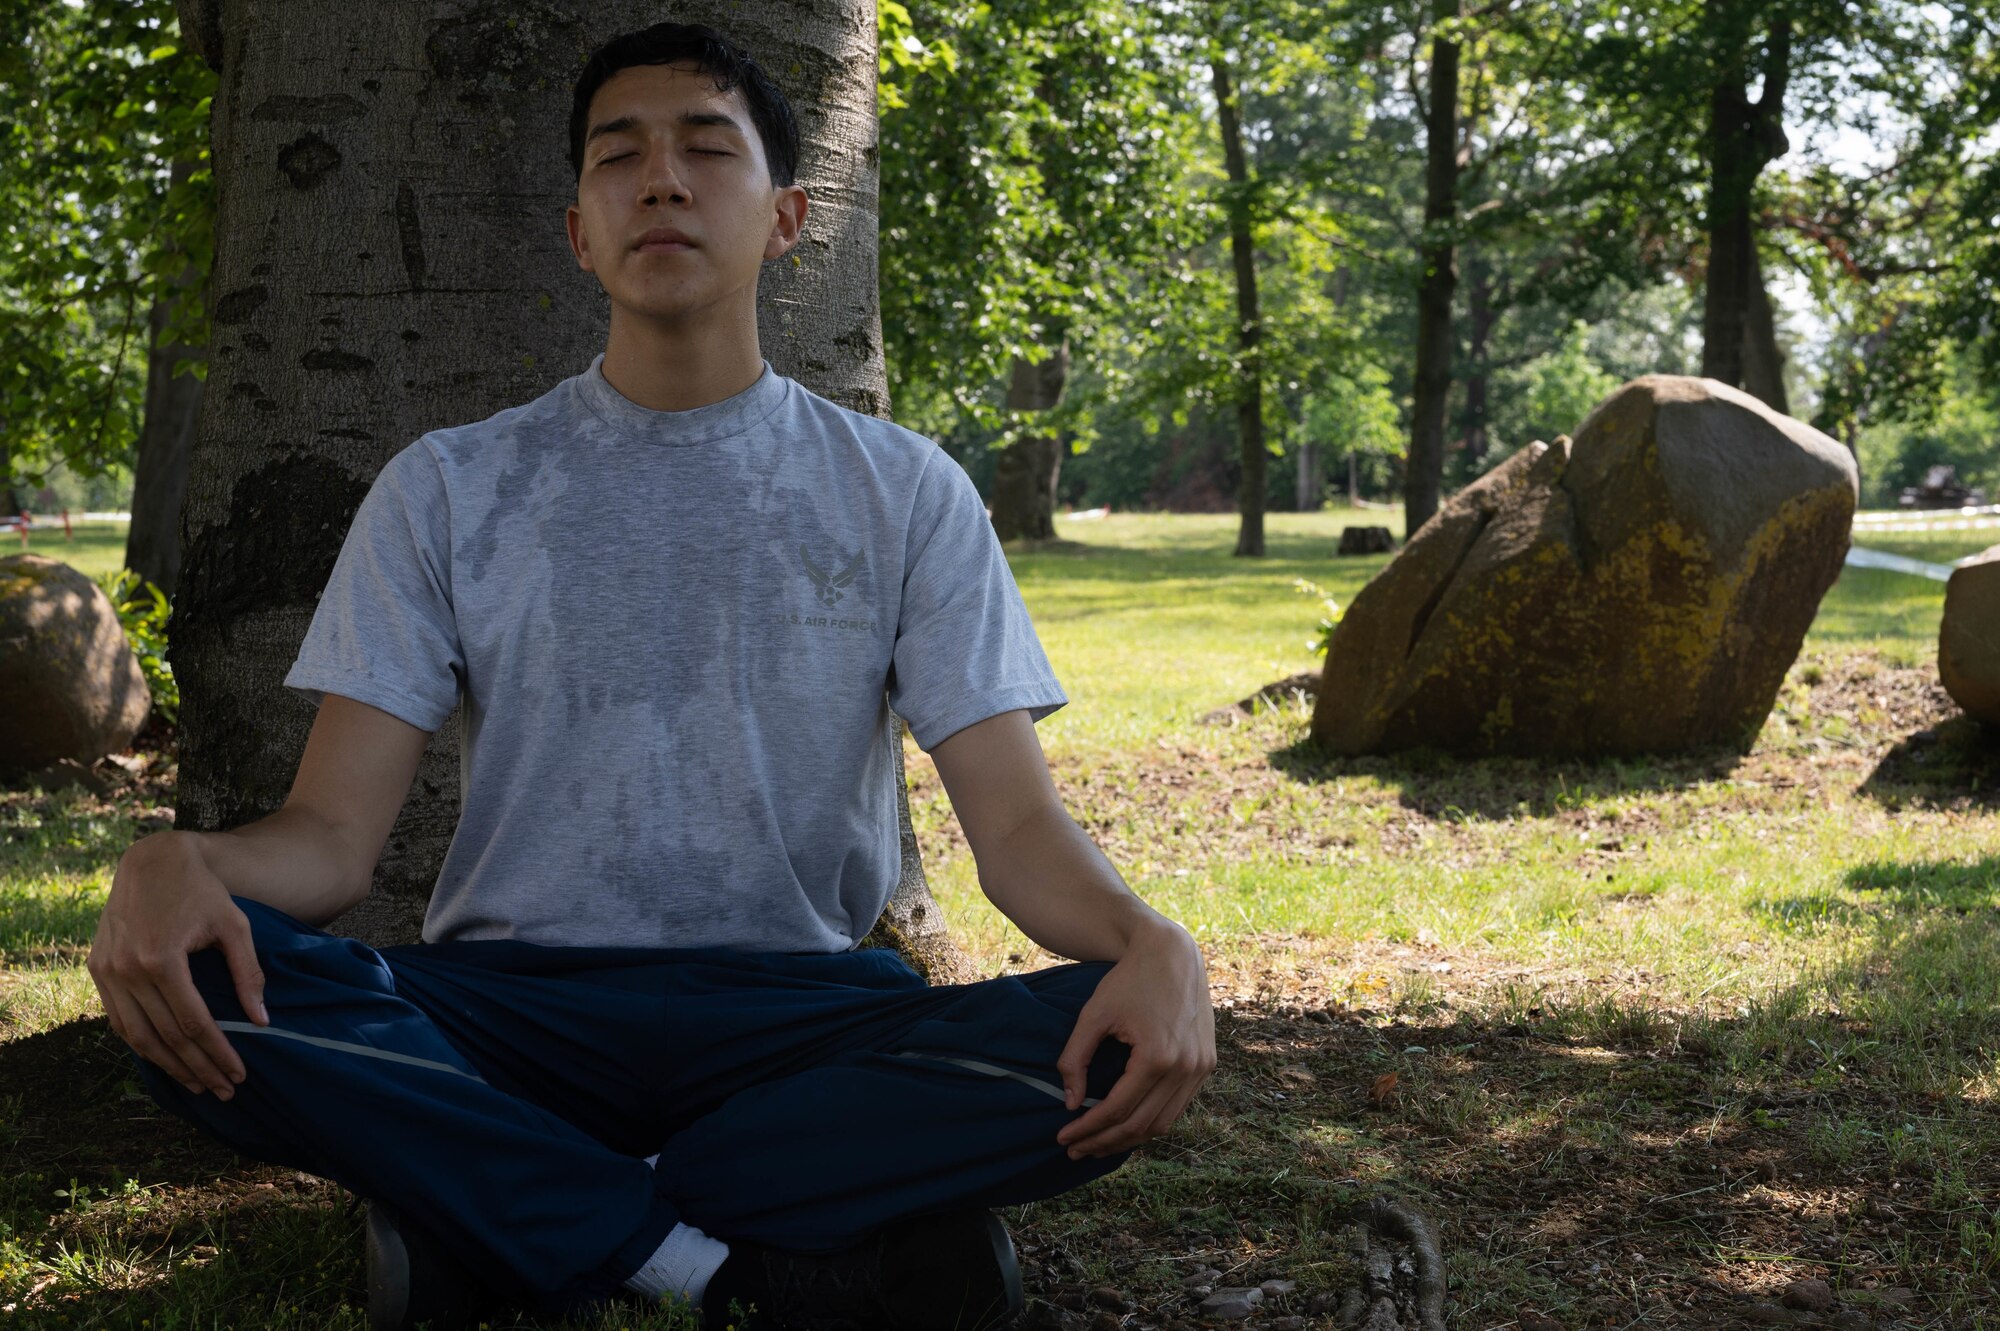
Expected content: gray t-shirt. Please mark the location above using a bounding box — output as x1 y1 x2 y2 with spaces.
283 353 1067 953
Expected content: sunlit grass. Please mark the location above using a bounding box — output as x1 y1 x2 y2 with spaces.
1 521 129 581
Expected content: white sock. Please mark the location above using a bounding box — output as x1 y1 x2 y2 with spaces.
622 1220 730 1305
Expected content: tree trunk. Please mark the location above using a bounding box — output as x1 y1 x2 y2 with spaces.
1210 53 1265 557
1462 244 1492 464
1741 242 1789 413
989 332 1068 543
171 0 974 978
1701 4 1789 389
1405 0 1460 537
125 155 206 596
1297 435 1318 511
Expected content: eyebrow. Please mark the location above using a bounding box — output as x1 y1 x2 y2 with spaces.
584 110 748 151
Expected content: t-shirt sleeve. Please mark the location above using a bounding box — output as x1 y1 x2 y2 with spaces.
282 440 464 732
887 449 1068 750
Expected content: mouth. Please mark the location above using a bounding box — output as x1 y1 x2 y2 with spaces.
635 229 697 253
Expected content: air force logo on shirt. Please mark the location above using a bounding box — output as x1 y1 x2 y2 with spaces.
785 542 877 633
799 543 862 606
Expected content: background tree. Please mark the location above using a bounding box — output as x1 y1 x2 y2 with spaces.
0 0 211 585
877 0 1207 543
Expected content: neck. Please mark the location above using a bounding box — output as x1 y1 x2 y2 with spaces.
600 301 765 412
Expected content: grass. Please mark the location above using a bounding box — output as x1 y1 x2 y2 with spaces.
1 522 131 581
5 512 2000 1329
1847 523 1998 570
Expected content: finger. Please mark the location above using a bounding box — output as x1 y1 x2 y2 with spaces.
1069 1075 1181 1158
1057 1051 1163 1150
106 986 206 1095
130 978 234 1098
1054 1005 1111 1111
1136 1074 1206 1143
219 906 269 1026
157 951 248 1086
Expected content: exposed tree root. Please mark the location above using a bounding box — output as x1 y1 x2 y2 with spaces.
1335 1195 1448 1331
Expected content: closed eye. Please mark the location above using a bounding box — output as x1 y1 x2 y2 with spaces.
599 150 732 163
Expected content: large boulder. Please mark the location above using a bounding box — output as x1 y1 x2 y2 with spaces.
1940 546 2000 726
0 554 151 777
1310 376 1858 756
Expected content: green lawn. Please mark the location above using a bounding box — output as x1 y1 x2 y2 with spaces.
3 512 1997 1329
2 521 131 581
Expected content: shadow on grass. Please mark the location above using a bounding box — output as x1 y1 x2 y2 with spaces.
1267 731 1746 819
8 868 2000 1327
1859 713 2000 811
1746 854 2000 935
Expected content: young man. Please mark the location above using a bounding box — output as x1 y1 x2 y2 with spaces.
87 21 1214 1331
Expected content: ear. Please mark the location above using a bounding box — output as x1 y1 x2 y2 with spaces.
566 202 593 272
763 184 809 261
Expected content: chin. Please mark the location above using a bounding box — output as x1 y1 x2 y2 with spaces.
613 286 711 323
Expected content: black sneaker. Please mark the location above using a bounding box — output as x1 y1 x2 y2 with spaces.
709 1208 1024 1331
365 1199 508 1331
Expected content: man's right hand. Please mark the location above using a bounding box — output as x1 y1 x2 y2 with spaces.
88 830 270 1101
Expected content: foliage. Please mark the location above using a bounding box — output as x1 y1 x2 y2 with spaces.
0 0 213 486
877 0 1213 456
1853 344 2000 507
94 568 175 725
1291 575 1344 657
1488 319 1620 451
1301 363 1405 463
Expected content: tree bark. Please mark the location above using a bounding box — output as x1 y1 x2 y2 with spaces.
173 0 974 977
125 156 206 596
1701 5 1789 390
1210 53 1265 557
989 331 1068 543
1462 244 1492 464
1405 0 1460 537
1741 241 1789 413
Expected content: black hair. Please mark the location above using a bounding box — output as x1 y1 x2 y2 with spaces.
569 22 800 188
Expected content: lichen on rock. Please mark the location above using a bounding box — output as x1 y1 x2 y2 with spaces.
1309 376 1858 757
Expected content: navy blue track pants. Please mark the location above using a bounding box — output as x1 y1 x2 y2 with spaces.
128 896 1135 1318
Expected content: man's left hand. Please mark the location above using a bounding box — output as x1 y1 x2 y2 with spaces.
1053 918 1216 1159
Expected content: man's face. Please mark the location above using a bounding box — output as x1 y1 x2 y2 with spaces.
566 61 806 327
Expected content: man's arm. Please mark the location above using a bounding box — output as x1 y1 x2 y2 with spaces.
88 695 430 1102
927 708 1216 1161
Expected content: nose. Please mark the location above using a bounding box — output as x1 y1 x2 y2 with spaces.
641 151 689 206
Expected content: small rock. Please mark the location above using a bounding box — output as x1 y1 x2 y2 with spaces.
1520 1314 1564 1331
1827 1314 1872 1331
1742 1303 1802 1325
1198 1286 1265 1320
1270 1318 1307 1331
1782 1279 1834 1313
1088 1288 1126 1311
1259 1279 1298 1299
